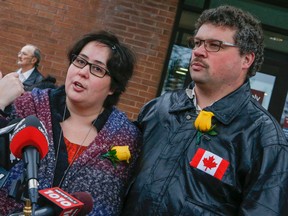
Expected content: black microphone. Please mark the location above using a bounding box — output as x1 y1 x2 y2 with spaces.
0 118 23 186
0 118 26 216
0 117 9 129
72 192 94 216
0 118 10 188
9 115 49 204
0 118 22 135
0 166 9 187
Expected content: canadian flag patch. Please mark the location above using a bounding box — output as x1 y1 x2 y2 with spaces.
190 148 229 180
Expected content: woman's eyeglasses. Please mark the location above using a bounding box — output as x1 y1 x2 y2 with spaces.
71 54 110 78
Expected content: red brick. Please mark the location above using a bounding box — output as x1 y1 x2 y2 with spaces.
0 0 178 120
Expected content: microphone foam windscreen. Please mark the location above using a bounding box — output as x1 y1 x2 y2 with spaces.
10 115 49 159
72 192 94 215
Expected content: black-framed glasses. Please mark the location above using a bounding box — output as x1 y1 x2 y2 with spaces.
71 54 110 78
188 37 238 52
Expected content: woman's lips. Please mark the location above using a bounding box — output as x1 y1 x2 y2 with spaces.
73 81 85 90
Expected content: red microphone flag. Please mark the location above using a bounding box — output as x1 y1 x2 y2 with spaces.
39 187 84 216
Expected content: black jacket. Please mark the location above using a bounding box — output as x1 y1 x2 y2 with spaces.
23 67 44 91
122 81 288 215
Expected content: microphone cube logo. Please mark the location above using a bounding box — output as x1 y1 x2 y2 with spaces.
39 187 84 215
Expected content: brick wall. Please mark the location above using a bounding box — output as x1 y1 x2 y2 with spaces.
0 0 179 120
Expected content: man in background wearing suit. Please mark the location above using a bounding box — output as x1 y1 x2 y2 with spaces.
16 44 44 91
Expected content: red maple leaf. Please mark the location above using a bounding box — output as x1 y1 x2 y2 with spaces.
203 156 217 171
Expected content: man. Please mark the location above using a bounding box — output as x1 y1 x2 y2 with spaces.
122 5 288 215
16 44 44 90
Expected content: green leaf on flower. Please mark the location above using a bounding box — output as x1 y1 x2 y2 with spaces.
208 130 217 136
196 131 202 145
101 149 120 168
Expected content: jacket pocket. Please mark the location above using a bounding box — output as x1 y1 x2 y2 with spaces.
179 197 224 216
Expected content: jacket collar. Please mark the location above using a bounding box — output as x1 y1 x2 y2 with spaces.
169 80 251 125
23 68 43 85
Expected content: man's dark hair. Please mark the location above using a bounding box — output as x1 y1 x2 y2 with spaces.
194 5 264 77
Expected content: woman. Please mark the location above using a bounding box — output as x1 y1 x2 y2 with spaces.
0 31 141 215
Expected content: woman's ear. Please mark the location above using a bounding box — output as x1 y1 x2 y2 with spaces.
108 88 115 95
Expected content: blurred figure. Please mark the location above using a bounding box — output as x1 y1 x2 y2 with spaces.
25 75 58 91
15 44 44 90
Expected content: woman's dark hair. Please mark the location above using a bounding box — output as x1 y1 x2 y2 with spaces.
67 31 136 108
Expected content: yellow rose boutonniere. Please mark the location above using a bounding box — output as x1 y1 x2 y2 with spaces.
101 146 131 168
194 110 217 144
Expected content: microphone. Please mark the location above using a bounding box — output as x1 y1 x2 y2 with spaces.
0 117 9 131
0 166 9 187
71 192 93 216
0 118 23 172
9 115 49 204
0 121 18 135
34 187 93 216
9 188 93 216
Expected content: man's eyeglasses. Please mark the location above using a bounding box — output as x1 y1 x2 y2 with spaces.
188 37 238 52
18 52 34 58
71 54 110 78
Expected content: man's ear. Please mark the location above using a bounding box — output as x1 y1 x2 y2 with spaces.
243 52 255 70
31 57 37 65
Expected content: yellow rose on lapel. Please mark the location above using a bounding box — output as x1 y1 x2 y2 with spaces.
194 110 215 132
194 110 217 144
101 145 131 168
112 146 131 163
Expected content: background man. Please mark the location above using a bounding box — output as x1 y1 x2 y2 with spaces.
16 44 44 90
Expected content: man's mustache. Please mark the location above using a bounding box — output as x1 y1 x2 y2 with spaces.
190 58 209 68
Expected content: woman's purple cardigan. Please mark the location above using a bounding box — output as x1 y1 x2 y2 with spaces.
0 86 141 215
